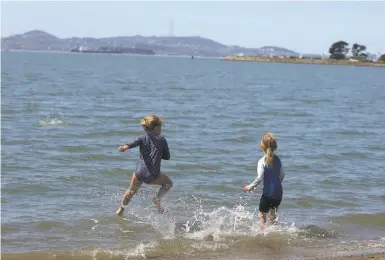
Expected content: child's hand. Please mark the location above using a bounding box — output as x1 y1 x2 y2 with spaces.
118 145 129 152
242 186 249 192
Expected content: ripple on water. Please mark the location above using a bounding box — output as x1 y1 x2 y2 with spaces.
330 212 385 230
60 145 90 153
2 52 385 258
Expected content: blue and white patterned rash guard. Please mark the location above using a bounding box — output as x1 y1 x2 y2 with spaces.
126 132 170 184
246 155 285 200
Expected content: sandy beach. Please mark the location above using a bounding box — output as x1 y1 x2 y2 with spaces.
316 252 385 260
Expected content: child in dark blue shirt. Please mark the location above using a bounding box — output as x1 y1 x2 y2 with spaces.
116 115 172 216
243 133 285 231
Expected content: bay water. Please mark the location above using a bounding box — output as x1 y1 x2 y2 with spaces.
1 51 385 259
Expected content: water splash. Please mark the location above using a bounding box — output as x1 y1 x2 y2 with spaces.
87 243 155 260
39 112 71 126
126 194 300 242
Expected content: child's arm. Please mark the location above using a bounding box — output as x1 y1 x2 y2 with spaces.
162 138 170 160
118 136 143 152
280 167 285 183
243 161 264 191
126 136 143 149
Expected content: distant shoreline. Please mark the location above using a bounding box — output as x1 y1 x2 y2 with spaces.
1 49 222 59
222 55 385 67
2 50 383 66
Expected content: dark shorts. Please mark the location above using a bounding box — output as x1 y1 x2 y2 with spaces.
135 172 160 184
259 194 282 213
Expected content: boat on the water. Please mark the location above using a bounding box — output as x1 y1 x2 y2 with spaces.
70 46 155 55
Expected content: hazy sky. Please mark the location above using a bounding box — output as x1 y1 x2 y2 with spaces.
1 1 385 54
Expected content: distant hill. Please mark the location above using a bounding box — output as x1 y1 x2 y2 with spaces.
1 30 300 57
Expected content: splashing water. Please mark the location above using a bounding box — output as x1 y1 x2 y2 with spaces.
110 196 305 259
126 194 299 242
39 111 71 126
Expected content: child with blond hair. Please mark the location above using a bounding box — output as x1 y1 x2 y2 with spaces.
243 133 285 230
116 115 172 216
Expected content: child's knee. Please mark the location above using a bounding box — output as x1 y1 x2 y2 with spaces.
168 179 173 188
162 181 173 190
163 178 173 189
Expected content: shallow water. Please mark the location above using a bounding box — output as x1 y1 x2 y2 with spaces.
1 51 385 259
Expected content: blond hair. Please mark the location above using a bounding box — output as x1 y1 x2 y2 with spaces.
140 114 163 131
260 133 278 167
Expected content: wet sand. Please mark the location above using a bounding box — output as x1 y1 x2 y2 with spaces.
2 251 385 260
317 252 385 260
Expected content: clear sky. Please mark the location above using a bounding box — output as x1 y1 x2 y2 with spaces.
1 0 385 54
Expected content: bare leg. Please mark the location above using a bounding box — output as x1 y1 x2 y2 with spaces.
258 211 267 232
116 173 142 216
150 174 173 213
269 208 278 225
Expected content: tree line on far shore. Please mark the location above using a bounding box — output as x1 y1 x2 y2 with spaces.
329 41 385 62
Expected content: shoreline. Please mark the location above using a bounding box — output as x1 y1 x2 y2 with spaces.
2 251 385 260
222 55 385 67
317 252 385 260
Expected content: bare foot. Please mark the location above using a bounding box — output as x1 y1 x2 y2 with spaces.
155 202 165 214
270 218 278 225
157 206 165 214
152 198 164 214
116 206 124 216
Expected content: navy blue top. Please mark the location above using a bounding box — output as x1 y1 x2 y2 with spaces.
246 155 284 200
126 132 170 184
262 156 283 200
